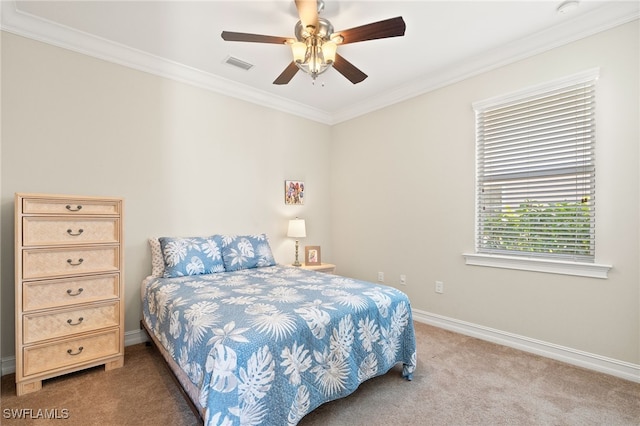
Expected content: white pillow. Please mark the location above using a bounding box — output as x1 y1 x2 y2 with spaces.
148 237 165 278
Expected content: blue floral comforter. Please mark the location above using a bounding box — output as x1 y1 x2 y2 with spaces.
142 265 417 425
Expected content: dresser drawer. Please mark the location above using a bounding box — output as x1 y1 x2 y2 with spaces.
23 329 120 377
23 301 120 344
23 246 119 280
23 217 120 246
23 274 120 312
22 198 120 215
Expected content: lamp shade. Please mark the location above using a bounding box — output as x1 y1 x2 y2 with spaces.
291 41 307 63
322 41 337 63
287 218 306 238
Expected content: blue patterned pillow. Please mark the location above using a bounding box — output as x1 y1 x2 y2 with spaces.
159 235 225 278
221 234 276 271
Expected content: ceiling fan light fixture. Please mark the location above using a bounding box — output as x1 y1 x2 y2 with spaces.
291 35 335 79
292 41 307 63
291 17 337 80
321 41 337 63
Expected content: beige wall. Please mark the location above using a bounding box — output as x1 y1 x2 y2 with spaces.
1 20 638 369
0 32 332 358
330 20 639 364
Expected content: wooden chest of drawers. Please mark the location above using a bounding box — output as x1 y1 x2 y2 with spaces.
15 193 124 396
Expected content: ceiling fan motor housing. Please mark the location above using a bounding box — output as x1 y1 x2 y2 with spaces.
294 18 334 41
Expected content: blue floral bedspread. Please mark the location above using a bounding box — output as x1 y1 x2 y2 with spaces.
142 265 417 425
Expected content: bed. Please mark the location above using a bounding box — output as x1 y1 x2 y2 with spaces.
141 234 417 425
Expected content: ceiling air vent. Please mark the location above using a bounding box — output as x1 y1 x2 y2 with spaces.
224 56 254 71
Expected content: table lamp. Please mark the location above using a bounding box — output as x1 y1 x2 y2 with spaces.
287 218 306 267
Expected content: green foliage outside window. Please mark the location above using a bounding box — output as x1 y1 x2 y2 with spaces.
481 199 593 257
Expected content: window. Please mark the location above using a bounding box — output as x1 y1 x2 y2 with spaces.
465 69 611 278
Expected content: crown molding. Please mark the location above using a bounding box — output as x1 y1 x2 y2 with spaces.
0 1 333 124
1 1 638 126
330 2 640 124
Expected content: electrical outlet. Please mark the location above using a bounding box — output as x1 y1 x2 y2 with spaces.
400 274 406 285
378 272 384 282
435 281 444 294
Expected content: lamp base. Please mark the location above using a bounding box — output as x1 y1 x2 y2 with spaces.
293 239 301 267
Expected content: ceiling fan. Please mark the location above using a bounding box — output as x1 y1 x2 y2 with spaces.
221 0 406 85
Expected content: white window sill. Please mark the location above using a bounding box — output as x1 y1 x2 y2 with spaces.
463 253 612 279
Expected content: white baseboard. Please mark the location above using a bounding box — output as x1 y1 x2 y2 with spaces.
3 313 638 384
412 308 640 383
125 328 149 346
1 357 15 376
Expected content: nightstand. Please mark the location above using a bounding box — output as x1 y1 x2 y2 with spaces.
300 263 336 274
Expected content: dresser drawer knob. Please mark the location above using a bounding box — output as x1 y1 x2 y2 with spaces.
67 346 84 356
66 228 84 236
65 205 83 212
66 258 84 266
67 317 84 326
66 288 84 296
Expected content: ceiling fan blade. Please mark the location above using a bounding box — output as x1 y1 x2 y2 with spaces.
333 53 367 84
295 0 319 29
273 62 300 85
334 16 406 45
221 31 290 45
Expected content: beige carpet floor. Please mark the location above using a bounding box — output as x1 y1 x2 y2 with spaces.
2 322 638 425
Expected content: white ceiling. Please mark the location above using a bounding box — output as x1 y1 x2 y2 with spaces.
2 1 638 124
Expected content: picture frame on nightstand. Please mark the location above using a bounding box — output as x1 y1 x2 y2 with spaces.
305 246 321 265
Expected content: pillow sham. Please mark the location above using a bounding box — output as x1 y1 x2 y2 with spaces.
159 235 225 278
221 234 276 271
148 237 165 278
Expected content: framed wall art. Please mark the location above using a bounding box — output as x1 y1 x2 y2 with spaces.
305 246 321 266
285 180 304 205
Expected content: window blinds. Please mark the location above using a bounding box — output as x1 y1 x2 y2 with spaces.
474 73 597 262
